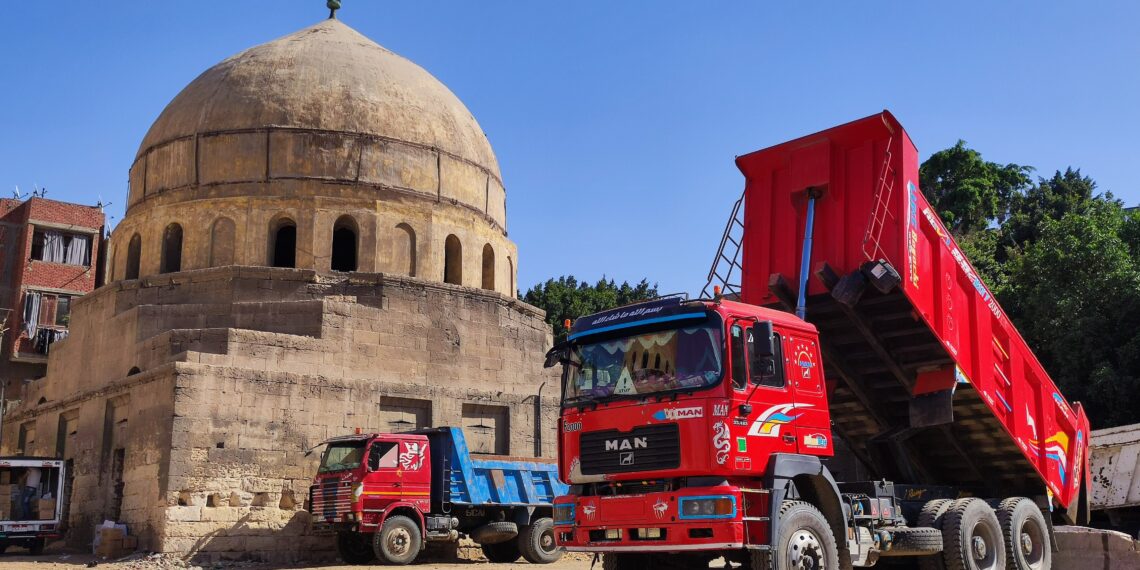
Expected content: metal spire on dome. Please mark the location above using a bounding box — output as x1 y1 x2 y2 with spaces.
327 0 341 19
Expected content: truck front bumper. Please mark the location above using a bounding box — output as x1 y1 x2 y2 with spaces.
553 490 747 553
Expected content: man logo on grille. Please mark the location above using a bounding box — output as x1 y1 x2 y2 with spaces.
620 452 635 465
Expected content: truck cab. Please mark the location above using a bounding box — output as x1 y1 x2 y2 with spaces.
553 296 844 560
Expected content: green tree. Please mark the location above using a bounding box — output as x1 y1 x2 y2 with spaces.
1002 202 1140 427
523 276 658 342
919 140 1033 235
1003 168 1101 253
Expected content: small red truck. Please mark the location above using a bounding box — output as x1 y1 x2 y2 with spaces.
548 112 1091 570
308 427 566 565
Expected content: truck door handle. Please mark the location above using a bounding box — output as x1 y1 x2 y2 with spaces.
783 435 795 444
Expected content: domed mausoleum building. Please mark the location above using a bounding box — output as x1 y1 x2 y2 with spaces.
1 17 555 562
114 19 516 294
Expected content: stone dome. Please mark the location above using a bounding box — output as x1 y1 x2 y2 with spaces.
136 19 499 178
112 18 517 295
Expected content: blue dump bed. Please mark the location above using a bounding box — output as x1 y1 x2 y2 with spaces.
419 427 568 509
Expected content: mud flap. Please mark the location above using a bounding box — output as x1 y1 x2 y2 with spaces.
910 389 954 428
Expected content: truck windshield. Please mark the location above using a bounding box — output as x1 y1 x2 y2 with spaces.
563 313 724 405
319 441 366 473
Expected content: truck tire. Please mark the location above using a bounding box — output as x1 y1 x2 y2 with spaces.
471 521 518 545
481 541 521 563
750 500 840 570
373 515 423 565
918 499 955 570
940 498 1005 570
879 526 943 556
519 517 563 563
995 497 1050 570
337 531 376 564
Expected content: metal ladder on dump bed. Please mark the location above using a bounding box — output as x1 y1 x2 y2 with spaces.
700 189 746 299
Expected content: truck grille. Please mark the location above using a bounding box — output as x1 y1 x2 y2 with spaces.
580 424 680 475
309 480 353 521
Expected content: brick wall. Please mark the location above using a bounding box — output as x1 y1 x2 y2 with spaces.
1 197 105 385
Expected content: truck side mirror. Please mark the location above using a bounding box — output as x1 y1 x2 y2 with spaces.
544 342 570 368
753 321 775 357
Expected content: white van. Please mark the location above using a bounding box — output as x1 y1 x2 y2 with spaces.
0 457 65 555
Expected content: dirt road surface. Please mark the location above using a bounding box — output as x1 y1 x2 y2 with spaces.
0 548 596 570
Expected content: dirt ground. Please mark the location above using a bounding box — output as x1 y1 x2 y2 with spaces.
0 543 597 570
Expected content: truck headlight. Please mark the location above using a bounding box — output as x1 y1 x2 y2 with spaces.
554 504 575 524
678 496 735 519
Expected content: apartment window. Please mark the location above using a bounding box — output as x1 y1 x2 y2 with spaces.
23 291 73 354
31 229 91 266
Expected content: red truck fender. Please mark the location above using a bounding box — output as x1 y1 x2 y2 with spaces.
369 501 426 535
763 454 849 557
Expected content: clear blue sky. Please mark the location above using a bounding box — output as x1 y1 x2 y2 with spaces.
2 2 1137 295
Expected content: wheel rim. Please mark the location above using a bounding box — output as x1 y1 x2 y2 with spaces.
387 527 412 557
540 528 557 553
786 527 825 570
968 521 999 570
1020 518 1047 569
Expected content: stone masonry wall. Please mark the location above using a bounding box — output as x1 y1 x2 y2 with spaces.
1 266 558 561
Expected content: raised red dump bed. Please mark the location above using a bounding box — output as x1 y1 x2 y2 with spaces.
735 111 1090 517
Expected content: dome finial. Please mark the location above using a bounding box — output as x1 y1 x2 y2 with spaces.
327 0 341 19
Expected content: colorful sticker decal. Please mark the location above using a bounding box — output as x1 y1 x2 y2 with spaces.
955 366 970 385
1031 431 1071 484
1071 431 1085 493
712 421 730 465
921 205 1002 322
994 391 1013 413
803 433 829 449
792 341 817 380
653 499 668 519
736 437 747 453
652 407 703 421
748 403 812 437
907 181 920 288
399 442 426 471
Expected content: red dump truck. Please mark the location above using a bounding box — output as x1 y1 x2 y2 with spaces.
547 112 1091 570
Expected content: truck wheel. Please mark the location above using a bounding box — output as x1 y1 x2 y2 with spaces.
995 498 1050 570
471 521 519 545
879 526 943 556
373 515 423 565
940 498 1005 570
917 499 954 570
751 500 839 570
481 541 521 563
519 517 563 563
337 531 376 565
